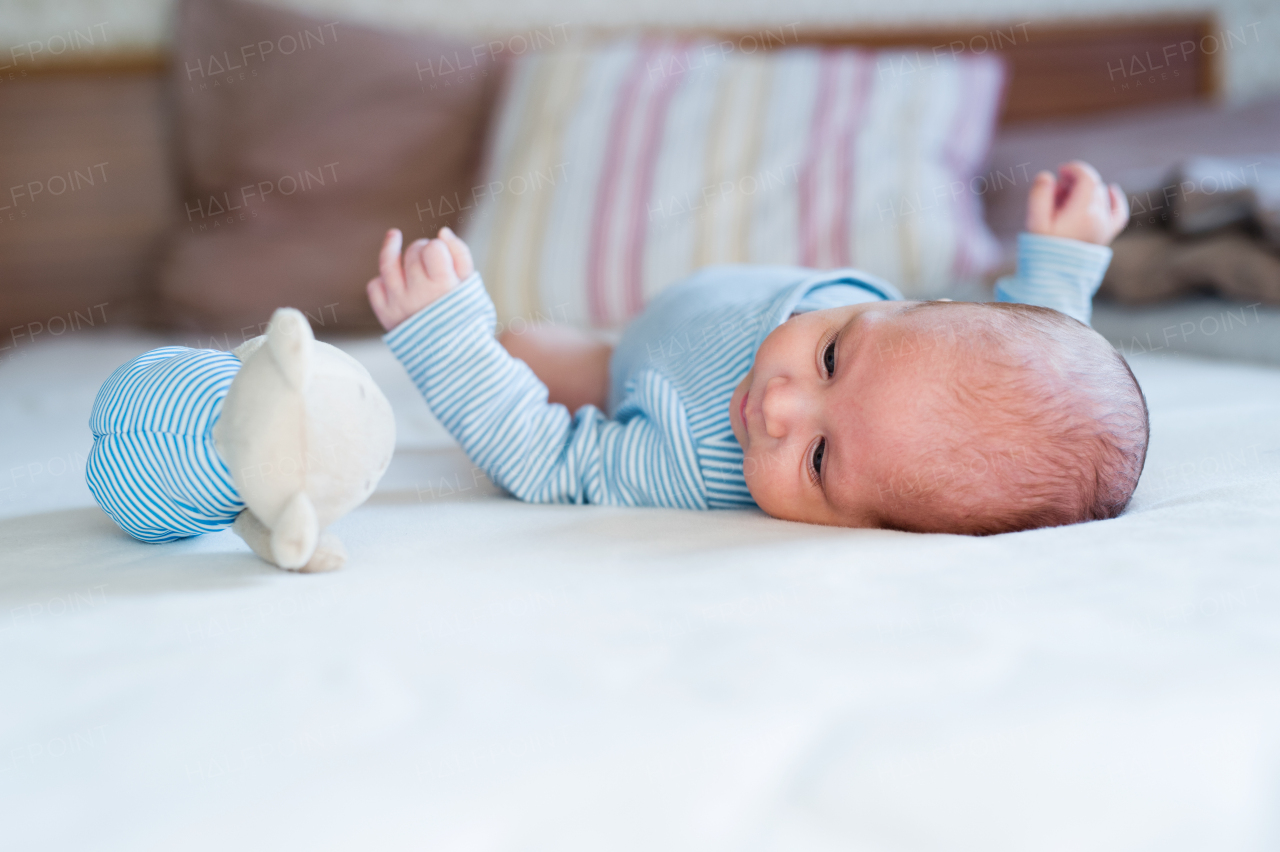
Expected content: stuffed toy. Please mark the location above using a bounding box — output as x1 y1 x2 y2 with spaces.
86 308 396 572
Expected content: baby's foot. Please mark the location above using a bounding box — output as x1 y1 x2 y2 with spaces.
367 227 475 331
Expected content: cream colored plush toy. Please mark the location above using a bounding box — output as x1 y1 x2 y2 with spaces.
212 308 396 572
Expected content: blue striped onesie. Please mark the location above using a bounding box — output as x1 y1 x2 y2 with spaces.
383 233 1112 511
86 347 245 540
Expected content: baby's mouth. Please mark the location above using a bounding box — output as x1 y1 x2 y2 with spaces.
739 390 749 437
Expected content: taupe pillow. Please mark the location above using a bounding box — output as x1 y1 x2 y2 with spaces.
158 0 503 334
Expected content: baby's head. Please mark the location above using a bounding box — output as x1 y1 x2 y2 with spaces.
728 299 1149 534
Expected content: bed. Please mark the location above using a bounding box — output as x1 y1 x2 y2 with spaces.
5 5 1280 848
3 325 1279 850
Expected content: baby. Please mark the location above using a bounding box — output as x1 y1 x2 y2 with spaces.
371 161 1149 535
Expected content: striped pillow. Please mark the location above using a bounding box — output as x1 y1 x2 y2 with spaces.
463 38 1005 330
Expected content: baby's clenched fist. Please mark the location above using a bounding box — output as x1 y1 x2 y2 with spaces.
367 226 474 331
1026 160 1129 246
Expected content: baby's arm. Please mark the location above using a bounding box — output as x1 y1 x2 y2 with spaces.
370 229 707 509
498 324 613 413
369 228 612 411
994 161 1130 326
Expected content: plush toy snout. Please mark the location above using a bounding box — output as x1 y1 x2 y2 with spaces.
271 492 319 569
213 308 396 571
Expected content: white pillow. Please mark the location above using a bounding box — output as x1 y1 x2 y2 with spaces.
464 38 1006 330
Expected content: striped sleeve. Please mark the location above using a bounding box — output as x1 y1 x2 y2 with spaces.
384 273 708 509
993 233 1114 326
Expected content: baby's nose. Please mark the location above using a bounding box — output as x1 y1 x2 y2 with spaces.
761 376 797 439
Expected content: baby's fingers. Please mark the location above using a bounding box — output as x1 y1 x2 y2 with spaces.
1057 161 1102 216
367 276 392 329
378 229 406 296
423 239 459 286
403 238 430 286
438 226 474 277
1025 170 1056 235
1108 183 1130 229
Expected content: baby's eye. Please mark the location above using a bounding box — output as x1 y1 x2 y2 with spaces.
822 338 837 376
812 438 826 478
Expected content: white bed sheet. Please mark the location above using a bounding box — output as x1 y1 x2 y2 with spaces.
2 329 1279 852
1092 297 1280 367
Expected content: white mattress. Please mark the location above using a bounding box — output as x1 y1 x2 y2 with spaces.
3 329 1279 851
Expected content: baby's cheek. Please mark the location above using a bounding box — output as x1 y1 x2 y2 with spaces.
741 446 794 516
741 448 771 498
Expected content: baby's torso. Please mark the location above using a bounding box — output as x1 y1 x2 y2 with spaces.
608 264 900 508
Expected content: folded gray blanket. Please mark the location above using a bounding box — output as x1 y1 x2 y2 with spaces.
1100 156 1280 305
1174 156 1280 245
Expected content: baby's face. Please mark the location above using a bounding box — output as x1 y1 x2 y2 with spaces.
728 300 968 527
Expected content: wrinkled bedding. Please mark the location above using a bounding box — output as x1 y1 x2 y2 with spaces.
2 330 1279 851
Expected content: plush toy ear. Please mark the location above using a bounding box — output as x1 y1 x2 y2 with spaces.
231 334 267 361
266 308 313 391
270 492 319 569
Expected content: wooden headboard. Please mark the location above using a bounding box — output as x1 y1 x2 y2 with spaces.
655 17 1219 123
0 16 1220 332
14 15 1219 121
788 17 1218 122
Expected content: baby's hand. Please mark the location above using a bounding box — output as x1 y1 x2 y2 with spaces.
1026 160 1129 246
367 226 474 332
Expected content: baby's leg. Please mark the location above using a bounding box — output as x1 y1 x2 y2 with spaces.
499 325 613 412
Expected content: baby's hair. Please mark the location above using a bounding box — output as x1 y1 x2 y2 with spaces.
878 301 1150 535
